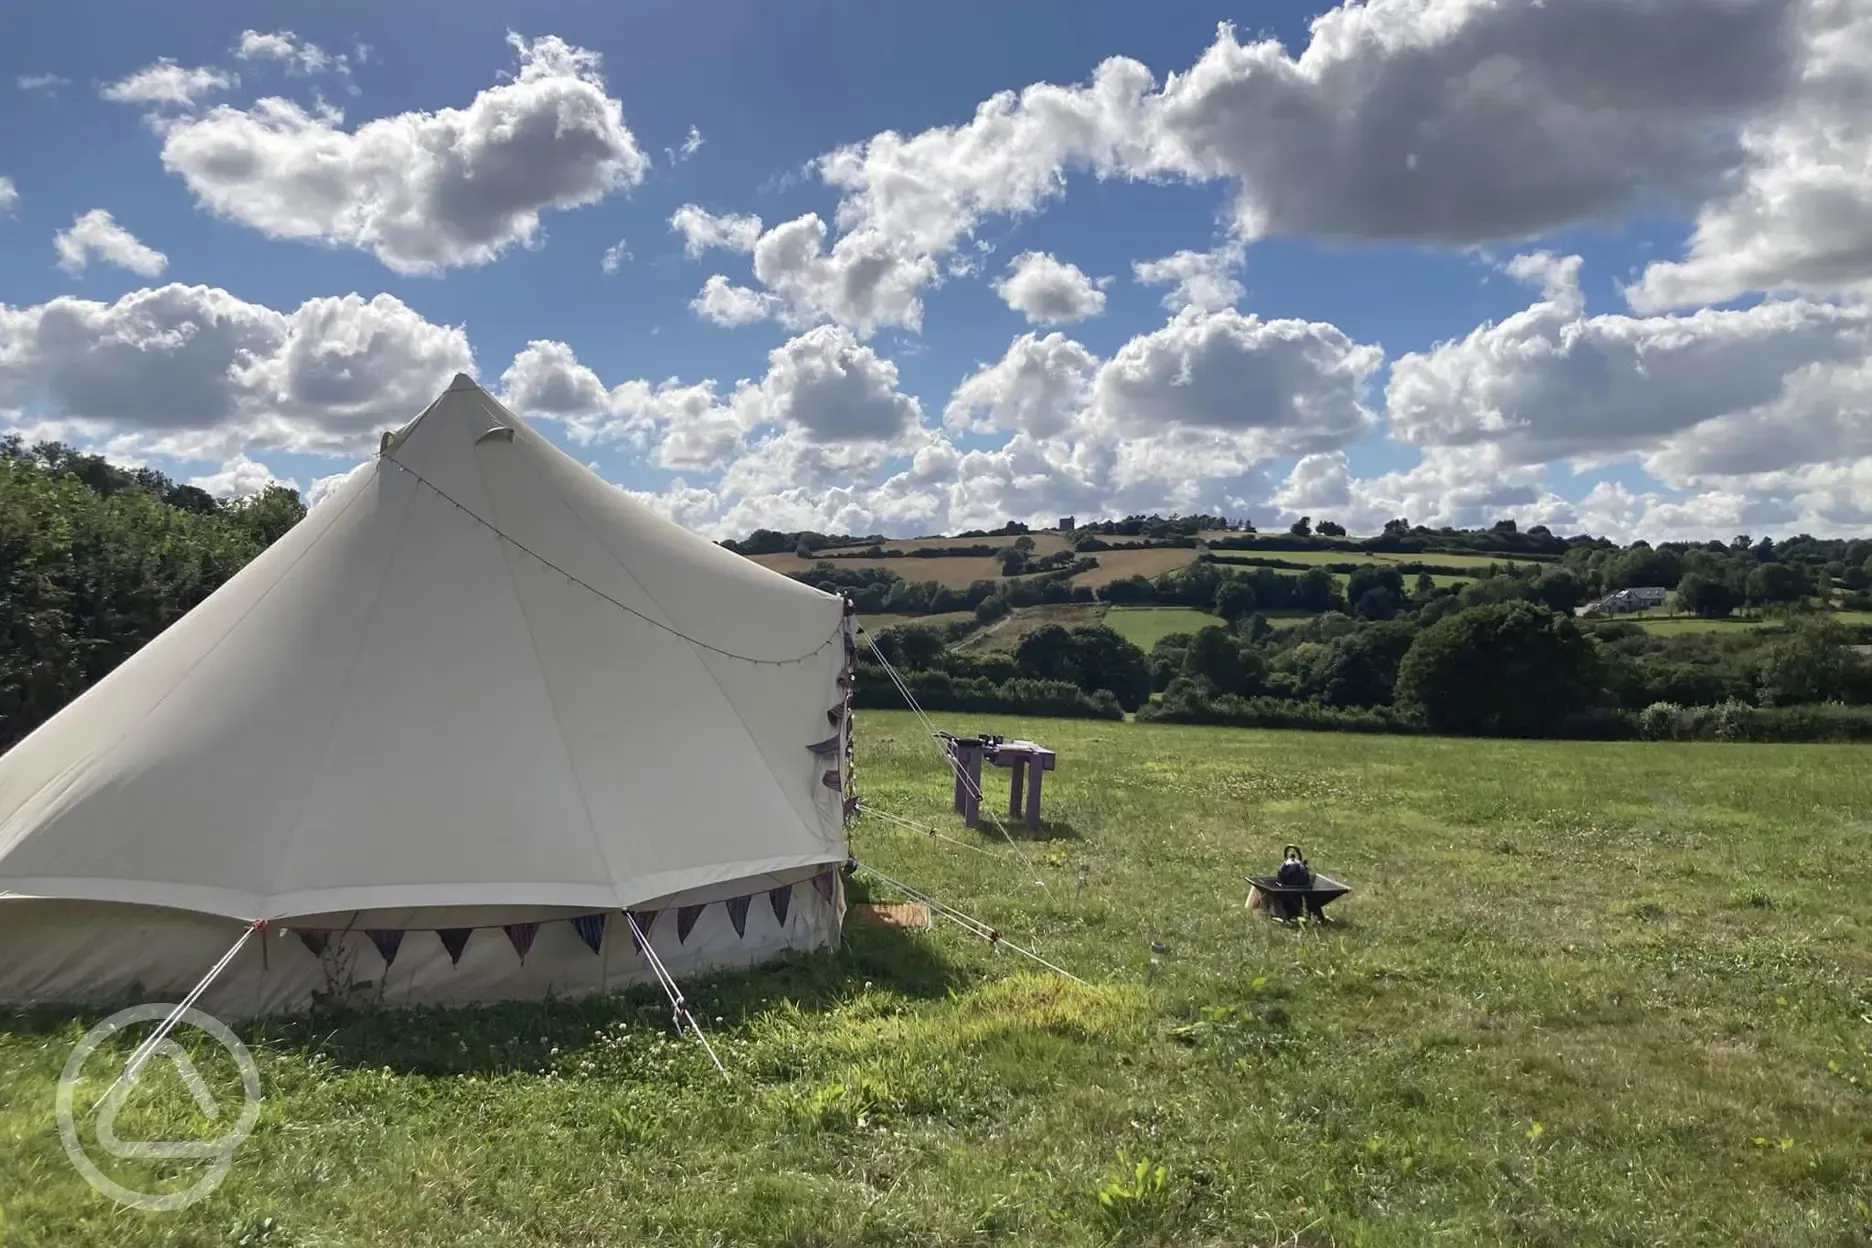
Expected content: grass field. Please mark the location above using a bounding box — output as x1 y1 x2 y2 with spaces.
1105 606 1217 649
957 602 1107 651
857 610 978 635
753 553 1010 588
4 718 1870 1246
1072 547 1202 588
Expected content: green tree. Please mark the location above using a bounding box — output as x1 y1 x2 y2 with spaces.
1289 516 1312 538
891 625 948 671
1213 579 1257 622
1395 601 1602 736
1530 566 1585 613
1756 619 1849 706
1675 572 1738 618
1745 561 1808 607
1183 626 1262 697
1295 568 1342 613
974 595 1009 625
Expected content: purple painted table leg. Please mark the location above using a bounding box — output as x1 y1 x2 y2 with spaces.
1008 757 1026 819
1025 764 1043 831
963 746 983 828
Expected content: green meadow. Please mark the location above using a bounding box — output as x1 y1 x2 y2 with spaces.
3 714 1869 1246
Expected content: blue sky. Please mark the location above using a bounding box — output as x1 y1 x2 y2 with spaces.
2 0 1868 540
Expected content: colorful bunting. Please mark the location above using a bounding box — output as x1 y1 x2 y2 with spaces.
676 904 705 944
438 928 472 965
368 929 404 968
726 894 751 938
504 922 539 961
572 913 607 954
768 884 793 926
812 871 837 905
627 909 660 950
296 930 330 957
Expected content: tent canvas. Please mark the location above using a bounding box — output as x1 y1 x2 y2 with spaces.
0 374 853 1015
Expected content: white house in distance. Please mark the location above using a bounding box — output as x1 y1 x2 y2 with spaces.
1582 586 1671 616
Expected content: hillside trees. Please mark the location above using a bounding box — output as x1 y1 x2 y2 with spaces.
1395 601 1603 736
0 448 307 751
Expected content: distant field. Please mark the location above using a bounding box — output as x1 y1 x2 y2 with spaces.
956 602 1107 652
755 553 1008 588
1073 546 1201 588
1623 610 1872 637
857 610 978 635
1632 617 1777 636
1104 606 1218 650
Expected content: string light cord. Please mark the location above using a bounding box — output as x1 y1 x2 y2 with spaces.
379 454 844 666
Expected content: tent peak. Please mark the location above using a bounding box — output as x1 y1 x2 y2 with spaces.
446 372 482 393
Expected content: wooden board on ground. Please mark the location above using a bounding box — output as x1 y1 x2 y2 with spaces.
848 902 931 929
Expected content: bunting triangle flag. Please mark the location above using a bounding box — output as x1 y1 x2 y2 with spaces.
296 930 330 957
725 894 751 938
438 928 472 965
571 913 607 954
676 904 705 944
812 871 837 905
627 909 660 951
827 704 845 726
768 884 793 926
504 923 539 961
368 929 404 968
821 769 841 791
807 734 841 757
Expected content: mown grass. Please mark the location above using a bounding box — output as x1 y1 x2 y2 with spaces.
4 716 1870 1246
1104 606 1215 649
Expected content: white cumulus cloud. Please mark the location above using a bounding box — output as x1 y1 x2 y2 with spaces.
156 34 649 274
1132 243 1245 313
0 283 472 459
101 58 235 108
669 204 762 257
992 251 1109 325
53 210 168 276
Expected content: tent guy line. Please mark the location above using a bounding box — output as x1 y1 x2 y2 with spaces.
379 451 848 667
851 861 1086 985
858 627 1051 889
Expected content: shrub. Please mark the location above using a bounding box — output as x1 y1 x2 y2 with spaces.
1139 681 1419 734
849 667 1123 720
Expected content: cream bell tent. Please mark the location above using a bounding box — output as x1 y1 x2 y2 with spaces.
0 375 858 1016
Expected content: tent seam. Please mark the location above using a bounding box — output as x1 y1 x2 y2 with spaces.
479 451 623 911
262 462 425 912
540 454 838 849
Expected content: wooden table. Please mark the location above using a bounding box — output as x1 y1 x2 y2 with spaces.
947 737 1057 831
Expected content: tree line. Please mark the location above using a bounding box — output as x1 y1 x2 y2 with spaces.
0 439 306 751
